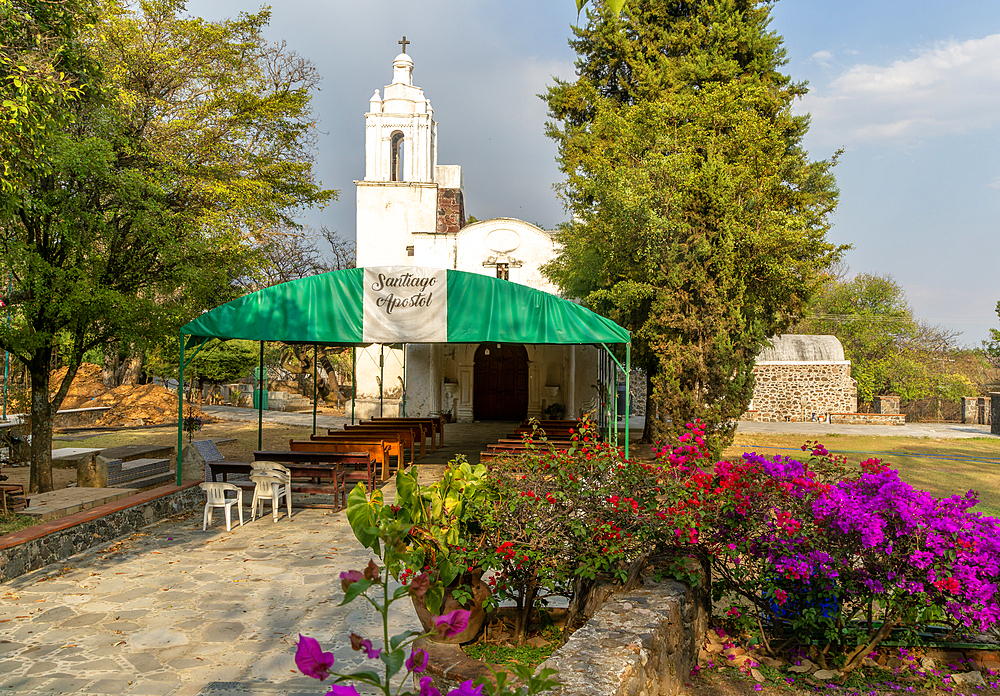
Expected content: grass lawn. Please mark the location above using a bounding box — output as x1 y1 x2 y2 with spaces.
724 432 1000 518
0 513 37 536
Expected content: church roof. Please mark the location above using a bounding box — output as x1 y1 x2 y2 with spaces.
756 334 846 362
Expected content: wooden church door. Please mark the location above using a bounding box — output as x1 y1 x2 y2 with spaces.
473 344 528 421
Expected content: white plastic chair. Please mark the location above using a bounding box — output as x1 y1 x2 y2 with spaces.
199 482 244 532
250 467 292 522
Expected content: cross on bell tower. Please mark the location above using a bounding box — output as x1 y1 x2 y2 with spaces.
398 36 410 53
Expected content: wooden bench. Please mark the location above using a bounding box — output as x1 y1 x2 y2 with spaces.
342 424 424 461
0 484 26 514
368 416 445 449
294 438 395 482
336 425 422 465
255 450 375 505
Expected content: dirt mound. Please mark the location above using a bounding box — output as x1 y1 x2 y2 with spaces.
52 363 106 409
51 363 201 427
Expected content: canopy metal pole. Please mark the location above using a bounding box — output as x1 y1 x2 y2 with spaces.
351 347 356 424
2 274 9 420
257 341 264 451
175 337 209 485
2 349 7 420
601 342 631 456
312 344 318 436
176 335 185 486
625 342 630 459
379 345 384 418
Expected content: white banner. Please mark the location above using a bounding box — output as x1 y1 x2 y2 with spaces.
362 267 447 343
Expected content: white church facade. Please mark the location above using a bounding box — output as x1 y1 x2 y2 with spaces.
351 48 600 422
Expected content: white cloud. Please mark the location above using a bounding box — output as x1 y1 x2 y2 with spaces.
811 50 834 65
989 177 1000 190
799 34 1000 146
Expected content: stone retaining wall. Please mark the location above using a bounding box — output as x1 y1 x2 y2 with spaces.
743 362 856 422
541 580 701 696
829 413 906 426
0 482 201 582
961 396 993 425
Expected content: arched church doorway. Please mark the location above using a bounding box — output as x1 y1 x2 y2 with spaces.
473 343 528 421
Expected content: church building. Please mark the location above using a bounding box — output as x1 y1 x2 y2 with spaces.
351 45 600 422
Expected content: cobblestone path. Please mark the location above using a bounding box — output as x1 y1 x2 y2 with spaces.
0 502 418 696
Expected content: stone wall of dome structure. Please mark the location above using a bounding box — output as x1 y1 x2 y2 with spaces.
741 335 857 423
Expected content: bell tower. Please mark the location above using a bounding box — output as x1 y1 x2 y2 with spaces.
356 40 449 267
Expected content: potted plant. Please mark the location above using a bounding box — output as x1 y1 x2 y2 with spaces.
346 456 495 643
542 402 566 419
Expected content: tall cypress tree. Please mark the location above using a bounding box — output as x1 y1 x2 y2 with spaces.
544 0 845 452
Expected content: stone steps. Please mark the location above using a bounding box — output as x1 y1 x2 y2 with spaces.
108 457 171 487
113 471 175 489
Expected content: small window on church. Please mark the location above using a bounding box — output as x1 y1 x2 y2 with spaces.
406 245 414 257
496 263 509 280
390 131 404 182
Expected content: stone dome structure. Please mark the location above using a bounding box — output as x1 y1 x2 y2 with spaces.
756 334 846 362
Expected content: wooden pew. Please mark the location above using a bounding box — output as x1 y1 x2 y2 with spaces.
369 416 445 449
339 424 424 462
254 450 375 503
292 438 395 482
360 419 431 454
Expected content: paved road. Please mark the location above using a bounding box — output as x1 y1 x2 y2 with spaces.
206 406 999 440
200 405 350 431
0 486 418 696
736 421 998 439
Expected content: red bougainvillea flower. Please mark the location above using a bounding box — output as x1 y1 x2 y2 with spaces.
363 559 381 582
339 570 363 593
295 634 335 680
408 571 430 598
326 686 361 696
406 647 429 673
434 609 471 638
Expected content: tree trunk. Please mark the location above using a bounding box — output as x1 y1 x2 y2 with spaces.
512 579 539 646
102 344 143 388
28 352 54 494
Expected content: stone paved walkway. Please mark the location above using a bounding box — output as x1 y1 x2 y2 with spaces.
0 491 417 696
0 421 519 696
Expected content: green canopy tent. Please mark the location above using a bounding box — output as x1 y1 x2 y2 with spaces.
176 266 631 483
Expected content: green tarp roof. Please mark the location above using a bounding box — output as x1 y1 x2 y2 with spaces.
180 267 630 345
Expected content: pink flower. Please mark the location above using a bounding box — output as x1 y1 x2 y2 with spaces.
419 675 441 696
447 680 484 696
326 686 360 696
349 632 382 659
340 570 363 593
434 609 470 638
295 634 335 680
406 648 429 673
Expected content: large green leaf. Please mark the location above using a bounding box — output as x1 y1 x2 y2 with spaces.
346 483 383 552
380 649 405 679
339 578 373 606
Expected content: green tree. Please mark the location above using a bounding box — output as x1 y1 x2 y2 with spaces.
796 273 965 405
543 0 843 451
984 301 1000 369
0 0 335 492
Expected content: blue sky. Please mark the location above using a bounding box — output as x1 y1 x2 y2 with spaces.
186 0 1000 346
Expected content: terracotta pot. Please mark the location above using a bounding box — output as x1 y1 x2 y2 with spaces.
411 571 492 644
